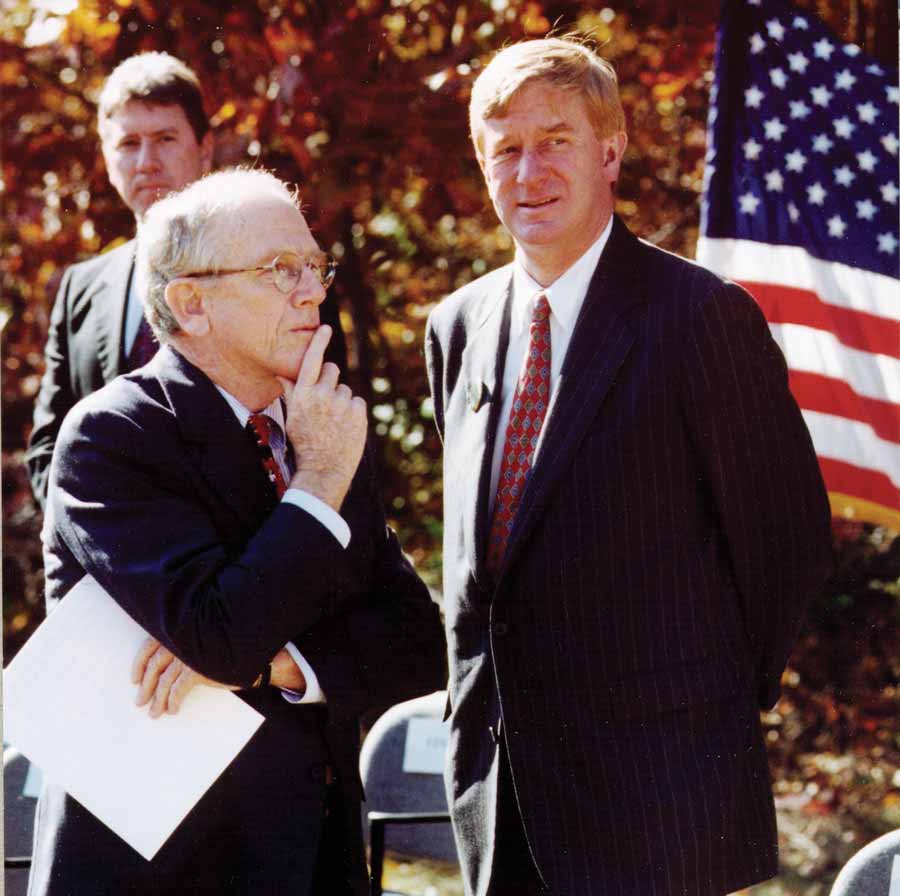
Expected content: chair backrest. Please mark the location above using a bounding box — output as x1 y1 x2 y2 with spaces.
359 692 457 863
4 747 40 894
829 829 900 896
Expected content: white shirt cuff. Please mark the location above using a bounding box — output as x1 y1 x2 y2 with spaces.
280 641 326 704
282 488 351 548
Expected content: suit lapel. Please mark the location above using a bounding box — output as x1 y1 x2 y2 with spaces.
151 347 276 533
94 241 135 382
457 274 513 584
497 218 644 582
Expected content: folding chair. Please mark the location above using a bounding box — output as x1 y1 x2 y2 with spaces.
4 746 37 894
359 692 456 896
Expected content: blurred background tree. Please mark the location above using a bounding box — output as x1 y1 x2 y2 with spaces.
2 1 897 892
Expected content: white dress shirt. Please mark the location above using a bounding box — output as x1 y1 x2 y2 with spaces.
217 387 352 704
488 218 614 512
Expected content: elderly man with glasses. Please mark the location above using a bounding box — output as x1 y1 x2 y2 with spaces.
29 167 446 896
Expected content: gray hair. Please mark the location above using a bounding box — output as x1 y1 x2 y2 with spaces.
135 168 300 340
98 52 209 144
469 37 626 159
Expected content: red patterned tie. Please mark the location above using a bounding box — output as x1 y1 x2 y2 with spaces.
486 293 552 576
124 316 158 373
246 414 289 499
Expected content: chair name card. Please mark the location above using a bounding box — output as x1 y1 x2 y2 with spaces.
401 717 449 775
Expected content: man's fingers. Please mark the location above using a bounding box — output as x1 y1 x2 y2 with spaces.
166 667 207 714
318 362 340 391
131 636 160 684
135 644 174 706
295 325 332 388
149 661 180 718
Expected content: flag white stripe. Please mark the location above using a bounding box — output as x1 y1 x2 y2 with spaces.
803 410 900 488
768 322 900 404
696 237 899 322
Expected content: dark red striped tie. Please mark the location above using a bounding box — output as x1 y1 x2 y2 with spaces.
486 294 552 577
246 414 289 499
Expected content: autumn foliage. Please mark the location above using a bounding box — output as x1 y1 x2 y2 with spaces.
2 2 898 891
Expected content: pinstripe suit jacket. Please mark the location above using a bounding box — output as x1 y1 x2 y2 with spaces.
425 217 832 896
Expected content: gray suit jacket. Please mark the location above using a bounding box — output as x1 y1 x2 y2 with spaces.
27 241 136 507
426 217 833 896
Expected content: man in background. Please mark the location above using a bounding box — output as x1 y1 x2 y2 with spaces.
426 37 832 896
26 51 345 506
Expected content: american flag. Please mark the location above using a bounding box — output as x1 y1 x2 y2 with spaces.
697 0 899 529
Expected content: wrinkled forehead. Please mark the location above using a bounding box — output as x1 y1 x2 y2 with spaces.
207 195 314 265
474 79 591 147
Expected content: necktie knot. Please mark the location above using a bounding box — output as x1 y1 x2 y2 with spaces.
247 413 275 445
531 293 550 324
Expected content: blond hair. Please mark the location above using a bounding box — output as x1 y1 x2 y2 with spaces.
469 37 625 159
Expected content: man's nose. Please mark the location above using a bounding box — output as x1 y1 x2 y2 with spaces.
291 273 326 308
516 148 547 185
135 139 161 172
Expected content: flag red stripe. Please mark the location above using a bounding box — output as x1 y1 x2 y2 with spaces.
739 281 900 358
789 371 900 443
818 458 900 512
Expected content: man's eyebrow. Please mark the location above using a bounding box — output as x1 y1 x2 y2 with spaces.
491 121 575 146
541 121 576 134
117 127 180 141
249 248 326 266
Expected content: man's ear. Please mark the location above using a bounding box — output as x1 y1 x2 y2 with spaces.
165 280 209 336
199 131 214 176
601 131 628 183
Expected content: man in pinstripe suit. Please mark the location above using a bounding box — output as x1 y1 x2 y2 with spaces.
425 38 832 896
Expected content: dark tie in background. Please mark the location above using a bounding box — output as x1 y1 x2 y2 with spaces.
246 413 289 499
124 316 158 373
486 293 551 577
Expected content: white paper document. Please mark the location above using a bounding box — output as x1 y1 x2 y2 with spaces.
3 575 265 861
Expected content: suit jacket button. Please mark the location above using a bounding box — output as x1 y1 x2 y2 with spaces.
492 621 509 637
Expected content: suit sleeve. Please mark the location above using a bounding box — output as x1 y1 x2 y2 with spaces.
26 268 77 510
50 405 360 688
679 281 833 709
291 446 447 721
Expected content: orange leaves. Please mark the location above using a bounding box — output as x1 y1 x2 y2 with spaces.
521 3 550 35
264 18 315 65
649 75 691 102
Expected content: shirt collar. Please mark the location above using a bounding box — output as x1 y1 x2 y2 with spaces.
215 386 285 432
511 215 614 336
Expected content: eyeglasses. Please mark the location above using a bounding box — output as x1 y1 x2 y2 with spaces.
180 252 338 293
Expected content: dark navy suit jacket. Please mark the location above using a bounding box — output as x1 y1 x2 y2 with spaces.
426 217 832 896
30 346 445 896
